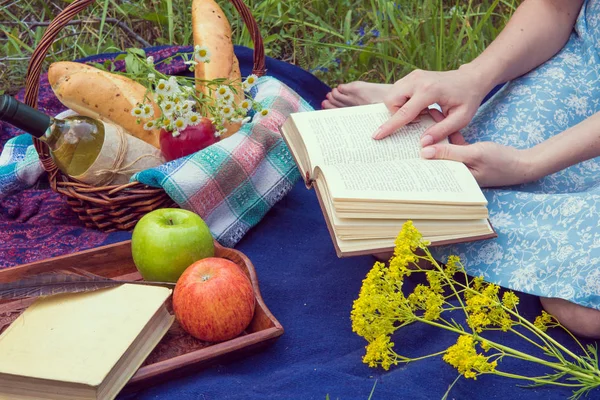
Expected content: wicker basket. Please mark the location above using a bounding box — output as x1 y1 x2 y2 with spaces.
23 0 266 232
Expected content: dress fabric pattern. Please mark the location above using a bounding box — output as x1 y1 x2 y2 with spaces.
430 0 600 309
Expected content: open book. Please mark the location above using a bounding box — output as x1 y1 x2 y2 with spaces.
279 103 496 257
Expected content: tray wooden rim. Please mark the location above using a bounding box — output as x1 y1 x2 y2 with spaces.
0 240 284 390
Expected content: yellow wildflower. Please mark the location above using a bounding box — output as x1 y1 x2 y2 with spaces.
444 255 462 276
480 340 491 352
388 222 427 281
534 311 557 332
472 276 485 292
363 334 398 370
465 281 514 332
426 270 444 294
443 335 497 379
351 261 415 341
407 284 444 321
502 291 520 309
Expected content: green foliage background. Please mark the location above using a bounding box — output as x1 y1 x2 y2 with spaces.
0 0 520 95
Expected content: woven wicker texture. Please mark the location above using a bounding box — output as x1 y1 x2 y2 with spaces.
23 0 266 232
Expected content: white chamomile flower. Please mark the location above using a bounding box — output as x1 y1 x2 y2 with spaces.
146 56 154 66
131 106 144 118
187 112 202 125
220 105 234 118
216 128 228 137
165 76 182 96
142 104 154 118
194 45 211 63
221 92 234 104
257 108 270 118
215 85 233 99
162 117 173 131
184 59 198 71
173 117 188 131
180 101 192 113
143 120 157 131
243 74 258 91
148 73 156 82
162 101 176 116
154 93 165 104
155 79 170 95
240 98 253 110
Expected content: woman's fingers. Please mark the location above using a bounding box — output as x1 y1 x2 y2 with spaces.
420 142 479 163
421 107 471 145
449 131 467 145
374 94 433 140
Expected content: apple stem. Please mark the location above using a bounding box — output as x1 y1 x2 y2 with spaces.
168 218 174 226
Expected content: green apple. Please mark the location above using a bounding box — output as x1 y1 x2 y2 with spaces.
131 208 215 283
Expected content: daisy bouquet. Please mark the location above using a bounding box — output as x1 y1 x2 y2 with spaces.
100 46 266 140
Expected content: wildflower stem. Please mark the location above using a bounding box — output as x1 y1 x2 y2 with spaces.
491 370 586 388
446 276 592 369
396 350 447 363
559 325 591 358
507 327 554 354
418 250 471 325
415 316 599 383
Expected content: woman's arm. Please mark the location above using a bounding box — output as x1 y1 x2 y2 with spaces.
375 0 585 143
525 112 600 181
420 111 600 188
462 0 585 95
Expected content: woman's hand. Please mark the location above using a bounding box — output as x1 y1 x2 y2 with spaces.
373 66 491 144
421 135 537 188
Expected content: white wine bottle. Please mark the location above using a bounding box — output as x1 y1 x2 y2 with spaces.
0 95 165 186
0 94 105 177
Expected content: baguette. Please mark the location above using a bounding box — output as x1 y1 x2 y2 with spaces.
48 62 161 148
192 0 243 138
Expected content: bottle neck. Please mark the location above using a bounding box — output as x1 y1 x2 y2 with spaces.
0 95 53 139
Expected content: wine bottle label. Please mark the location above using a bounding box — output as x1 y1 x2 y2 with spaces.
56 110 164 186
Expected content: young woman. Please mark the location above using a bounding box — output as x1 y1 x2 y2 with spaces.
325 0 600 338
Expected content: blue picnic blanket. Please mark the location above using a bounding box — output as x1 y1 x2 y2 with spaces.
0 46 597 399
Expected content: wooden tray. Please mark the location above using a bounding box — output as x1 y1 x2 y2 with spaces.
0 241 284 391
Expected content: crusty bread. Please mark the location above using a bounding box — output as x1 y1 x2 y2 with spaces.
192 0 243 138
48 62 161 148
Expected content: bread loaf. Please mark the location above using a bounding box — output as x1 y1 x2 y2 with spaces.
48 62 161 148
192 0 243 138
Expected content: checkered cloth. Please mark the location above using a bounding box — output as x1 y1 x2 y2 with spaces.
133 77 309 246
0 76 311 247
0 135 44 197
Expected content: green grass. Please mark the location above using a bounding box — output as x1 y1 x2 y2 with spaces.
0 0 520 96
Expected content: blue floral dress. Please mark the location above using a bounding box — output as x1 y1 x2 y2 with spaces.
430 0 600 309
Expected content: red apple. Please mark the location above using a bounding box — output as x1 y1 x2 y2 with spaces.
160 117 218 162
172 257 256 342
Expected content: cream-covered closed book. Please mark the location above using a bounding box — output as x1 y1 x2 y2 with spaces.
0 283 174 400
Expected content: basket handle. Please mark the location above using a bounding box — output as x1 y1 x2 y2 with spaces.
24 0 267 109
24 0 266 173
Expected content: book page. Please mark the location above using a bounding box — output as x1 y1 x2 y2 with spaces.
319 159 487 205
291 103 439 170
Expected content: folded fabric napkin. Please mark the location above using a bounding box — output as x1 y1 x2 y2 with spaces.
0 76 310 247
133 77 308 246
